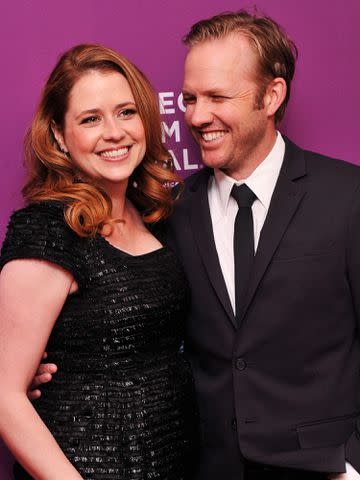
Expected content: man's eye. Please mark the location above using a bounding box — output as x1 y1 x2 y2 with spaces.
183 97 195 105
80 116 99 124
212 95 227 102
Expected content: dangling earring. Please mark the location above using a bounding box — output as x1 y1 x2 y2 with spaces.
59 145 69 156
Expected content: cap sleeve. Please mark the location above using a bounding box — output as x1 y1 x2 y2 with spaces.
0 202 83 285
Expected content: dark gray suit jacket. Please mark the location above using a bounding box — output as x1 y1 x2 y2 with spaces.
166 137 360 479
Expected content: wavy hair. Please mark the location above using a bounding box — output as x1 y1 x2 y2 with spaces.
23 44 180 236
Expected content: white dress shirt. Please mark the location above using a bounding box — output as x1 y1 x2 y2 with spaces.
207 131 359 479
208 131 284 315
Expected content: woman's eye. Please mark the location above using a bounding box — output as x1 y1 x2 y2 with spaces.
119 108 137 118
80 116 99 124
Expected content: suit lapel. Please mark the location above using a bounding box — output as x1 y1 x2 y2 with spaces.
239 138 307 325
189 168 236 327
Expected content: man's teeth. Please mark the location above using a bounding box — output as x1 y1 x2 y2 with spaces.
201 131 226 142
100 147 129 158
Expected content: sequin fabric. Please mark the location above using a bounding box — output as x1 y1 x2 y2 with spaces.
0 202 198 480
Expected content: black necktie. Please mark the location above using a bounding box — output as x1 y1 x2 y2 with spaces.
231 184 257 322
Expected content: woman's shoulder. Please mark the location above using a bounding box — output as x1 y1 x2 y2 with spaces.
3 200 77 249
1 201 83 278
9 200 66 224
6 201 77 239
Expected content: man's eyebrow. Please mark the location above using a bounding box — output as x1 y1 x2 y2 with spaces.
206 90 229 96
182 89 230 97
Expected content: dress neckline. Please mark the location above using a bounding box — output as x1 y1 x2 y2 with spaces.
97 233 166 259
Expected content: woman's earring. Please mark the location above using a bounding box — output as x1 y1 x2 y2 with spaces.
60 146 69 156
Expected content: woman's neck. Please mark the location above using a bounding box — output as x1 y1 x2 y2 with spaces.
103 180 128 219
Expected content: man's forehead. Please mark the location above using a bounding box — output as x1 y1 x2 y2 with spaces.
182 67 234 94
183 34 258 92
185 33 255 62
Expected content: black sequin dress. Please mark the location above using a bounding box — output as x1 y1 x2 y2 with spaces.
0 202 198 480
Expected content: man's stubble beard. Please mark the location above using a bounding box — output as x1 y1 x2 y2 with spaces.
219 113 269 179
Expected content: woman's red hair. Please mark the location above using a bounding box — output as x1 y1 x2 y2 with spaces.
23 44 181 237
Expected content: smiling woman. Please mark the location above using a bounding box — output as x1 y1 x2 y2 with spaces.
0 44 198 480
23 44 178 237
52 70 147 201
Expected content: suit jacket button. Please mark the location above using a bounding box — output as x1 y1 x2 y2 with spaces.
235 358 247 371
231 418 237 430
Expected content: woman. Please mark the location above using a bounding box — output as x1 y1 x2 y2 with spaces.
0 44 197 479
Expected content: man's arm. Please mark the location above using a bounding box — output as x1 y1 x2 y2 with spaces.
340 183 360 476
329 463 360 479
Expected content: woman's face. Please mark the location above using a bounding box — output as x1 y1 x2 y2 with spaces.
53 69 146 192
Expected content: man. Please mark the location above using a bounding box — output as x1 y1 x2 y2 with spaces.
165 10 360 480
32 10 360 480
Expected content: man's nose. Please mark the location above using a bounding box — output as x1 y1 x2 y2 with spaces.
102 117 125 141
186 100 213 128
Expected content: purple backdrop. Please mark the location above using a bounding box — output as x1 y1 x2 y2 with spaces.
1 0 359 476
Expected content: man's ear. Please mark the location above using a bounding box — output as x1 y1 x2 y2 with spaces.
263 77 287 118
51 121 68 154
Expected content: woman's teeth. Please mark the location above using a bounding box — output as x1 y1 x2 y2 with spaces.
100 147 129 158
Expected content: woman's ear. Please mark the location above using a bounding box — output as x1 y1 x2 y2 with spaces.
51 121 68 154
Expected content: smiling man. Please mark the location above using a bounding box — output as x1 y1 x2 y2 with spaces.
166 10 360 480
183 33 277 180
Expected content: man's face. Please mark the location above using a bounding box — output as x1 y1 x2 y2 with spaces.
182 33 273 179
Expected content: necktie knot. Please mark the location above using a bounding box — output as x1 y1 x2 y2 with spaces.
231 184 257 208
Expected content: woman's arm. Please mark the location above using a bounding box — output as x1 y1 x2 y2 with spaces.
0 258 83 480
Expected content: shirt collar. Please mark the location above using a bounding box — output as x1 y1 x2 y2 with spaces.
213 132 285 215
